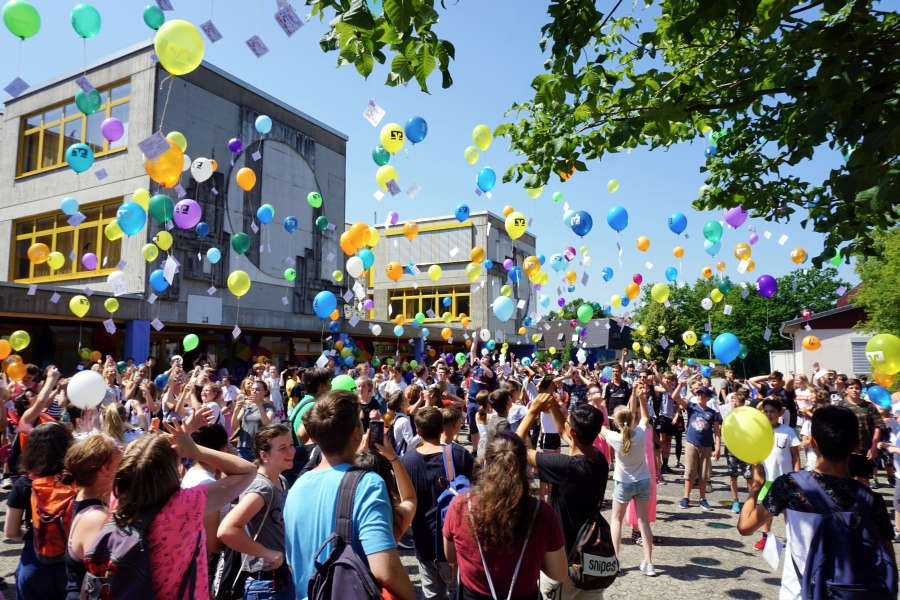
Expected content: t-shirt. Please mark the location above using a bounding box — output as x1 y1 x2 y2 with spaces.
604 380 631 414
508 405 527 432
536 452 608 553
147 486 209 600
359 397 381 431
605 424 651 483
379 379 407 400
539 411 558 434
283 464 396 600
7 476 33 540
466 365 496 404
794 388 812 428
763 423 800 481
888 419 900 472
237 402 275 450
443 494 564 598
685 402 721 448
838 398 884 453
240 473 288 572
657 391 676 420
799 420 817 470
392 413 415 455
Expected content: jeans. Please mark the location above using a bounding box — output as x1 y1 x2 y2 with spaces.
244 574 295 600
16 538 67 600
417 558 455 600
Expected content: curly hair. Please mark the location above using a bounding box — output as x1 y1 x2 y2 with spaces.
112 434 180 527
468 432 535 549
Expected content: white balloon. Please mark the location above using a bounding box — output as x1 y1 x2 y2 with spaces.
106 270 126 286
191 157 214 182
701 297 713 311
68 370 106 409
182 153 191 172
346 256 364 279
479 328 491 342
371 324 382 336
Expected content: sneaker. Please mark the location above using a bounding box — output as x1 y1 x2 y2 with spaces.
732 500 741 514
699 498 713 511
679 497 689 509
643 562 656 577
753 535 767 551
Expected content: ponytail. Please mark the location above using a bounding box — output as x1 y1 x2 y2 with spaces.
613 405 634 455
475 390 489 420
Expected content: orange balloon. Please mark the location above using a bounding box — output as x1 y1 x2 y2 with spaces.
329 309 340 321
471 246 485 263
386 261 403 281
349 222 369 248
340 232 356 256
746 259 756 272
395 315 406 326
236 167 257 192
523 256 540 277
143 139 184 188
460 316 471 328
464 339 472 347
334 341 344 351
6 360 26 382
27 242 50 264
0 340 10 360
502 205 514 217
441 327 452 340
716 260 726 272
403 221 418 241
874 371 895 387
802 335 821 351
518 327 526 335
702 266 713 278
733 242 751 260
636 236 650 252
210 159 218 171
673 246 685 259
90 350 102 362
565 270 577 284
625 282 640 299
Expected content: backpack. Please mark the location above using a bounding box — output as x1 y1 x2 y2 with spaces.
567 504 618 590
29 472 78 564
789 470 898 600
427 445 470 559
82 511 203 600
308 469 383 600
288 395 316 447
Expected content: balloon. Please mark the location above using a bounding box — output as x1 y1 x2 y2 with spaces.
155 19 205 76
713 333 741 364
149 269 169 293
476 167 496 193
69 295 90 317
190 157 214 182
393 325 404 337
414 312 426 325
523 256 540 277
255 114 272 135
283 268 296 281
723 205 748 228
227 270 251 297
206 247 221 264
315 216 329 231
236 167 256 192
790 247 807 264
256 204 274 224
332 270 343 282
701 333 713 347
868 385 892 409
733 242 751 260
142 4 164 29
569 210 593 237
143 139 183 188
26 242 49 264
9 330 29 352
710 289 724 303
505 211 527 240
166 131 187 153
682 330 697 346
607 179 620 194
403 221 418 241
371 324 382 336
509 266 523 284
375 164 399 191
3 0 40 39
651 283 670 304
153 373 169 389
748 233 759 245
802 335 821 351
715 260 726 272
65 143 94 172
606 206 628 231
153 230 173 251
74 89 102 115
464 145 480 165
866 334 900 375
58 198 81 218
718 279 733 295
464 262 480 282
427 264 442 282
746 259 756 272
380 122 405 153
673 246 685 259
610 294 622 308
183 333 199 352
330 374 358 394
472 124 492 151
756 274 777 298
231 232 251 255
346 256 364 278
702 266 713 278
703 220 723 243
386 261 403 282
103 298 119 314
704 239 721 256
665 267 678 282
624 282 639 299
101 118 124 143
67 370 106 409
277 216 297 235
701 297 713 310
829 249 842 266
404 116 428 143
668 212 687 235
738 344 749 360
71 3 101 38
103 220 123 242
169 198 201 230
636 236 650 252
722 406 774 464
47 251 65 270
372 145 390 166
479 329 491 342
81 252 98 271
576 304 593 323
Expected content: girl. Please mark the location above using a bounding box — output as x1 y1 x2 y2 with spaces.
102 402 145 447
231 380 276 462
473 390 491 459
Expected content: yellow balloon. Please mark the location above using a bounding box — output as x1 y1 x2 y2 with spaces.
69 295 90 318
733 242 752 260
525 186 543 199
227 270 251 297
537 271 548 285
471 246 485 263
104 221 124 241
625 282 639 299
375 165 399 191
427 264 442 282
333 270 344 282
802 335 821 351
500 284 512 297
133 188 150 210
166 131 188 153
505 211 527 240
746 259 756 272
9 331 30 351
523 256 540 277
610 294 622 307
716 260 726 272
722 406 774 464
472 124 492 151
465 262 481 282
643 344 652 355
47 251 65 270
650 283 670 304
682 330 697 346
380 123 405 153
548 346 557 355
442 312 452 323
632 342 641 352
154 20 205 76
790 247 807 264
367 227 380 247
566 270 577 285
702 266 713 278
636 236 650 252
104 298 119 314
143 139 183 188
154 230 173 251
142 243 159 262
673 246 685 259
607 179 620 194
464 145 480 165
710 288 724 303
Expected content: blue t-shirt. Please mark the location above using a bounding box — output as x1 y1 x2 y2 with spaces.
685 402 721 448
466 365 496 404
283 463 396 599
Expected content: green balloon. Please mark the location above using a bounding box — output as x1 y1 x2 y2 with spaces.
717 278 733 295
552 191 563 203
307 191 323 208
551 359 561 369
455 352 466 366
284 267 296 281
142 4 163 30
315 216 328 231
71 3 101 38
79 347 91 360
183 333 199 352
148 194 174 223
331 374 357 393
75 89 102 115
829 250 842 266
409 360 418 368
116 360 127 373
231 232 251 255
372 357 381 367
3 0 40 39
738 343 749 360
372 146 390 166
576 303 593 323
703 220 723 243
415 312 425 324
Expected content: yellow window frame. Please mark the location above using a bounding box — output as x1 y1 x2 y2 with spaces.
11 198 124 283
386 286 471 322
15 79 131 178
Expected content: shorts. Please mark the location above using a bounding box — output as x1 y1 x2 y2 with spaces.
539 433 561 451
655 415 678 436
612 478 651 503
684 442 712 482
466 402 479 432
725 448 751 480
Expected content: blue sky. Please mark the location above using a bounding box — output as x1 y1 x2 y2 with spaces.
1 0 858 316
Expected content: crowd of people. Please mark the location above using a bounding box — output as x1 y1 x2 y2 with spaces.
0 340 897 599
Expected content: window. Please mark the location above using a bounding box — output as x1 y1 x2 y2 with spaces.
386 286 472 322
11 199 123 283
851 340 871 375
16 80 130 177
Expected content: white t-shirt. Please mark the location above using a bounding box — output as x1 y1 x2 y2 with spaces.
540 411 558 434
264 376 283 416
763 423 801 480
795 388 812 429
887 419 900 472
605 423 650 483
799 420 817 470
222 384 239 405
379 379 407 399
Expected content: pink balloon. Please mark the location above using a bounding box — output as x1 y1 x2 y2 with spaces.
563 246 576 261
100 118 124 142
724 205 748 228
172 199 202 229
81 252 98 270
632 273 643 285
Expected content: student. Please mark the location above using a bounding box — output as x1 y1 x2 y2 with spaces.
676 386 721 510
738 405 897 599
439 406 464 445
721 389 751 513
800 390 832 471
387 390 416 456
838 378 883 480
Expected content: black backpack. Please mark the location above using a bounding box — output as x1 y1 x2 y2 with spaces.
308 469 383 600
567 505 618 590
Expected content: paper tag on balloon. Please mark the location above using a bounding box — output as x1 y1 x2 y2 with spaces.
207 286 217 295
349 315 360 327
164 255 178 283
68 212 86 227
723 304 733 315
114 281 126 296
103 319 117 334
778 234 789 246
342 290 354 303
449 247 459 258
165 220 174 231
581 273 589 285
246 35 269 57
200 20 222 42
274 4 303 36
516 299 526 309
74 76 95 94
147 293 157 304
4 76 29 98
50 292 60 304
763 230 772 239
173 184 186 198
26 284 36 296
284 257 295 266
353 282 365 299
704 322 712 332
84 287 94 297
326 223 336 231
363 100 385 127
211 187 218 195
315 353 329 368
659 337 669 349
232 325 242 339
836 285 847 296
406 183 421 198
737 259 749 274
763 327 772 341
803 324 812 331
155 0 173 10
326 252 335 263
138 132 170 160
373 190 384 201
248 150 261 162
151 318 164 331
473 187 482 197
250 221 259 234
386 179 401 196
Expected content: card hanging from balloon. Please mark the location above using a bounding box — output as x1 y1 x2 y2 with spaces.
516 299 526 309
659 337 669 349
68 212 87 227
155 0 173 10
723 304 733 315
284 257 296 266
349 315 360 327
473 187 482 197
74 76 95 94
342 290 354 303
763 230 772 239
173 184 186 198
151 318 164 331
581 273 589 286
778 234 789 246
250 150 262 161
741 289 749 299
386 179 401 196
326 223 336 231
363 100 386 127
803 324 812 331
84 287 94 297
138 132 170 160
486 223 491 236
246 36 269 58
426 309 436 318
281 296 289 306
373 190 384 201
163 255 178 283
388 303 393 315
4 77 30 98
101 256 108 267
406 183 421 198
48 291 62 304
26 284 36 296
353 282 365 299
113 281 125 296
165 220 174 231
103 319 116 334
147 293 157 305
274 4 304 36
704 322 712 332
763 327 772 341
232 325 242 339
449 247 459 258
207 285 217 295
326 252 335 263
644 262 653 270
617 241 623 266
737 259 750 274
836 285 847 296
69 251 77 260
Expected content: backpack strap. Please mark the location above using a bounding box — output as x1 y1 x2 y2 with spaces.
789 470 840 513
335 468 366 542
442 444 456 482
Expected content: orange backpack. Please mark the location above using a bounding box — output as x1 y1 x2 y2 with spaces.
29 473 78 564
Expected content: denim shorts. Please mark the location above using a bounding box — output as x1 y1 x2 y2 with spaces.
612 478 651 503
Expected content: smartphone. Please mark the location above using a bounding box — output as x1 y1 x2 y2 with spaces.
368 421 384 448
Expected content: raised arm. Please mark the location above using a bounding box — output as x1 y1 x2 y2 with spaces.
21 367 61 428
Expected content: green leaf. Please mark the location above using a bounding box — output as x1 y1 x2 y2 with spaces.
355 53 375 78
383 0 414 33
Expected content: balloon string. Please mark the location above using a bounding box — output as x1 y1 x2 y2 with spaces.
17 39 23 76
158 76 174 133
82 39 86 77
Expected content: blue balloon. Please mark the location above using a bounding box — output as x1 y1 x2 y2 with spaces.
483 259 493 269
206 247 221 264
492 296 515 322
705 146 718 158
701 366 711 377
868 385 892 409
704 239 722 256
149 269 169 293
508 266 523 284
567 285 576 293
61 197 79 215
522 357 531 367
344 355 355 366
550 254 566 272
329 321 341 333
393 325 404 337
687 358 694 366
602 366 613 380
523 316 533 326
65 143 94 172
359 248 375 270
570 210 593 237
668 212 687 235
154 374 169 389
116 202 147 236
313 290 338 319
621 297 630 307
486 340 496 351
455 204 470 222
255 114 272 135
404 116 428 144
283 216 298 233
476 167 496 193
665 266 678 282
606 205 628 232
256 205 274 224
195 222 210 237
701 333 712 346
420 328 430 338
442 297 451 307
601 305 611 315
537 254 545 265
712 332 741 364
539 295 551 308
601 267 614 281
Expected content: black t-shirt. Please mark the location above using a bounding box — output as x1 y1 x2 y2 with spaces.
7 476 33 540
536 452 609 553
359 398 381 431
604 380 631 414
401 443 474 562
759 385 798 427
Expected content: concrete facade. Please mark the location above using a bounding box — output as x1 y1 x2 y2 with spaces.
780 305 873 377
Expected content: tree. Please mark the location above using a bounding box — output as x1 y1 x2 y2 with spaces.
853 228 900 335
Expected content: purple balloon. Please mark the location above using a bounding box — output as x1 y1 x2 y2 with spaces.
724 205 748 229
227 138 243 153
748 232 759 245
363 299 374 311
445 353 454 363
534 284 542 291
173 199 202 229
503 259 513 271
100 118 124 142
82 252 98 271
557 298 566 307
387 210 399 226
756 274 778 298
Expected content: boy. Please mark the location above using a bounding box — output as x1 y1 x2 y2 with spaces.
721 389 751 513
676 386 721 510
753 397 801 550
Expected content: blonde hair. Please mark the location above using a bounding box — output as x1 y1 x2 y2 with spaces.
103 403 127 443
613 405 634 456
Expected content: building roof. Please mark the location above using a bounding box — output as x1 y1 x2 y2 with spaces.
780 303 865 331
3 39 348 141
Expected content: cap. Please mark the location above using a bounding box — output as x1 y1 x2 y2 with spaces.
171 355 183 364
695 386 714 397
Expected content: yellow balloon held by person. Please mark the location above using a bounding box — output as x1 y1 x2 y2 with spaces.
472 124 492 151
227 270 251 297
380 123 405 153
722 406 774 464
